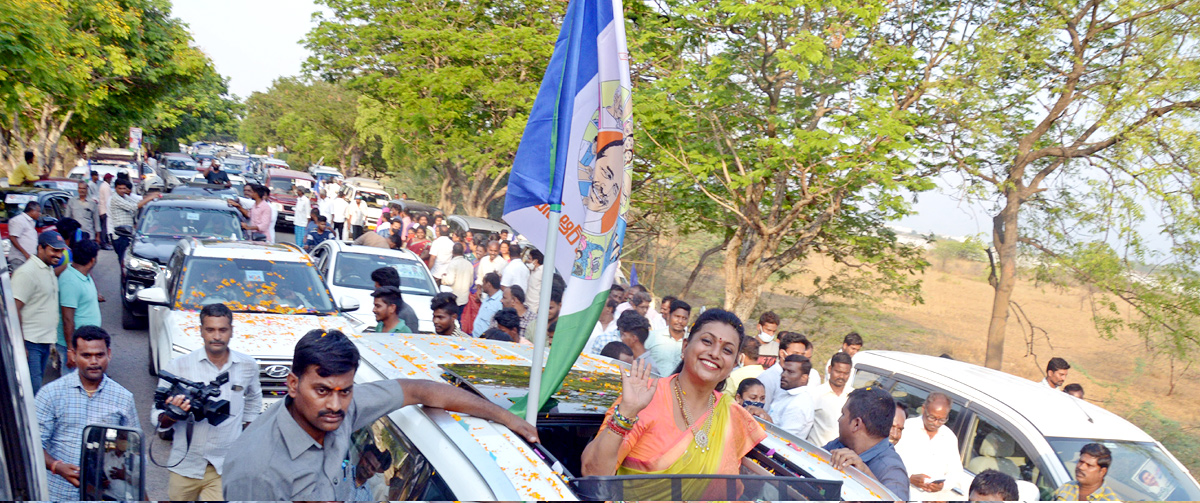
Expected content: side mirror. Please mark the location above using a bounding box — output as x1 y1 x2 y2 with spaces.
79 425 145 501
114 225 135 238
136 287 169 306
338 296 361 312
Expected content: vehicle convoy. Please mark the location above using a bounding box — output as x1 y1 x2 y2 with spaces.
849 350 1200 501
263 168 315 231
137 239 360 408
339 177 391 230
348 332 898 500
309 240 437 332
119 196 245 329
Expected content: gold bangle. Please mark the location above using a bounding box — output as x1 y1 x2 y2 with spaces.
50 460 59 475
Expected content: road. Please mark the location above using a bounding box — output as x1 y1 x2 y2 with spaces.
91 231 295 499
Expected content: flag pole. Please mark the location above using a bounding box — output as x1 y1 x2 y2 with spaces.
526 207 562 426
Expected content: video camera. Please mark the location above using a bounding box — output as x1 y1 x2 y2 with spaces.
153 370 231 426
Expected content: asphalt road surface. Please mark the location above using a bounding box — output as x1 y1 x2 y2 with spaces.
90 231 295 499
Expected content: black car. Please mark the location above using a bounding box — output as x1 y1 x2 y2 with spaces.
120 195 244 328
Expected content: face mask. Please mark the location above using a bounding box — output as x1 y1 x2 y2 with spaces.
742 400 765 409
526 262 536 271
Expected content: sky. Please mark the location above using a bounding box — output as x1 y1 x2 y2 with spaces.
170 0 323 99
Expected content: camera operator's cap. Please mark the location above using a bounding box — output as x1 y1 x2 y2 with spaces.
38 230 67 249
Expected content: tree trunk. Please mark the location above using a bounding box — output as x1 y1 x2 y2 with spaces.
680 238 728 299
436 168 458 213
722 229 771 321
985 189 1023 370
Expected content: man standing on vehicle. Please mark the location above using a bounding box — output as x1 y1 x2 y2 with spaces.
293 187 311 248
97 173 112 249
14 230 66 392
205 161 230 187
108 178 160 266
153 303 262 500
472 272 504 338
1053 443 1118 501
37 326 140 501
221 329 539 500
7 201 40 270
808 351 854 447
66 181 100 241
894 392 964 497
9 150 38 186
1040 357 1071 390
823 386 909 500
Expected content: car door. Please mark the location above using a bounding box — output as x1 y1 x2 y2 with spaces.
147 250 185 375
959 409 1057 501
348 416 455 500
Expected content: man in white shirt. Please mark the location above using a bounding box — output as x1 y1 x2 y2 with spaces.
1038 357 1070 390
316 191 332 222
643 298 689 373
7 201 40 269
499 243 530 290
649 295 674 334
293 187 311 248
767 355 815 440
347 195 369 239
894 392 964 498
755 311 782 367
97 173 112 248
807 352 853 447
524 250 545 314
824 331 863 380
441 243 474 307
331 193 349 239
475 240 507 286
761 332 813 407
585 286 624 354
428 226 456 282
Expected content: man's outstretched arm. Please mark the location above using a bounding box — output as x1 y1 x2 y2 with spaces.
400 379 539 443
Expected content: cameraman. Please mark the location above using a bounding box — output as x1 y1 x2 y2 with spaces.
151 303 262 500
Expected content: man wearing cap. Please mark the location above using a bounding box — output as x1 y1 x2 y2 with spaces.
13 231 67 392
97 173 113 249
204 160 229 186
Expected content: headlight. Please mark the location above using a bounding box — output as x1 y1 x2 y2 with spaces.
125 255 158 272
270 201 284 213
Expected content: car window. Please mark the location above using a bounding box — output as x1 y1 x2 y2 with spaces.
166 251 185 296
332 252 438 295
349 417 454 501
963 413 1053 499
45 196 67 221
1047 437 1200 501
851 367 886 390
889 380 964 427
138 207 243 240
175 257 336 314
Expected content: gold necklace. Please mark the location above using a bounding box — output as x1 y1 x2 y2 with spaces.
674 378 715 452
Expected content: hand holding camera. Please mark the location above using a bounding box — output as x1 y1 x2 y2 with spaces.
156 395 192 428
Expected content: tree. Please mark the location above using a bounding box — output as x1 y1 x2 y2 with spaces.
139 68 242 155
629 0 966 319
303 0 565 215
240 77 368 173
935 0 1200 369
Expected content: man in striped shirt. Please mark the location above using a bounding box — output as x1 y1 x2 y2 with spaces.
151 303 262 500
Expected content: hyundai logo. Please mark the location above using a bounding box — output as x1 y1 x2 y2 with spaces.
263 365 290 379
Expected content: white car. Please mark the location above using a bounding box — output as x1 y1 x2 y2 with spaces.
137 239 361 408
308 239 437 332
850 351 1200 501
350 332 898 500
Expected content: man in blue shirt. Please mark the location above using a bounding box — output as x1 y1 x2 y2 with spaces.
304 216 336 251
58 240 102 371
823 386 910 500
472 272 503 337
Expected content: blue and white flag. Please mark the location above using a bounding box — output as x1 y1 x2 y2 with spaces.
503 0 632 415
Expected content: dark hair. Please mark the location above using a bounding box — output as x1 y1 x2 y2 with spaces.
671 308 746 392
600 341 633 360
740 335 760 360
452 242 465 256
670 299 692 315
431 293 460 316
1063 383 1084 395
798 334 813 351
783 354 813 375
317 215 328 223
1047 357 1071 372
1080 443 1112 468
200 302 234 325
248 183 269 199
25 150 34 163
372 286 404 312
371 266 401 288
71 239 99 265
507 285 526 304
292 329 359 377
72 325 111 349
737 377 765 397
550 283 564 304
494 308 521 330
627 284 648 295
23 201 41 213
831 351 853 368
843 331 864 346
546 320 557 333
610 284 626 295
56 217 80 244
616 310 651 343
482 272 501 289
896 402 908 415
114 179 133 189
778 331 807 354
845 386 895 438
509 243 523 256
482 327 513 342
529 249 544 265
969 469 1019 501
758 311 780 326
661 295 677 311
628 291 651 307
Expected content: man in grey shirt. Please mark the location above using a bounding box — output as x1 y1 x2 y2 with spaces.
221 329 539 500
66 181 100 240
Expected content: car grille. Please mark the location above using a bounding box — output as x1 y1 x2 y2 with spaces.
258 359 291 398
282 204 294 215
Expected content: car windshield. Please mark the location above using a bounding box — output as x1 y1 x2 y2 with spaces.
167 159 198 170
268 176 301 193
177 257 336 314
356 190 390 208
137 207 243 239
332 252 437 295
1047 437 1200 501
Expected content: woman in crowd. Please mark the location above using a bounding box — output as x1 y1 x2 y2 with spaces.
499 240 512 262
735 377 766 411
407 226 433 267
581 309 766 498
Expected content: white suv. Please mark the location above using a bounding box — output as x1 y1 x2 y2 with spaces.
137 239 360 407
309 240 437 332
850 350 1200 501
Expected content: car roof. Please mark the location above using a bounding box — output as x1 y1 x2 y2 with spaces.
324 240 423 261
187 239 310 261
389 199 440 215
0 187 60 195
343 177 384 187
854 351 1152 441
148 195 240 210
266 167 313 180
449 215 512 234
162 152 193 158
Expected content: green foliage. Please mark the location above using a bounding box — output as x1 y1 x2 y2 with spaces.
302 0 565 214
930 236 988 267
239 77 371 174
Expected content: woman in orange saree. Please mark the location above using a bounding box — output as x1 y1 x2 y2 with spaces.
581 309 767 500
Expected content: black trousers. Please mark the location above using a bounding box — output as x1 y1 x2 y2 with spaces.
333 222 345 237
99 215 110 246
351 225 364 239
113 235 131 268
